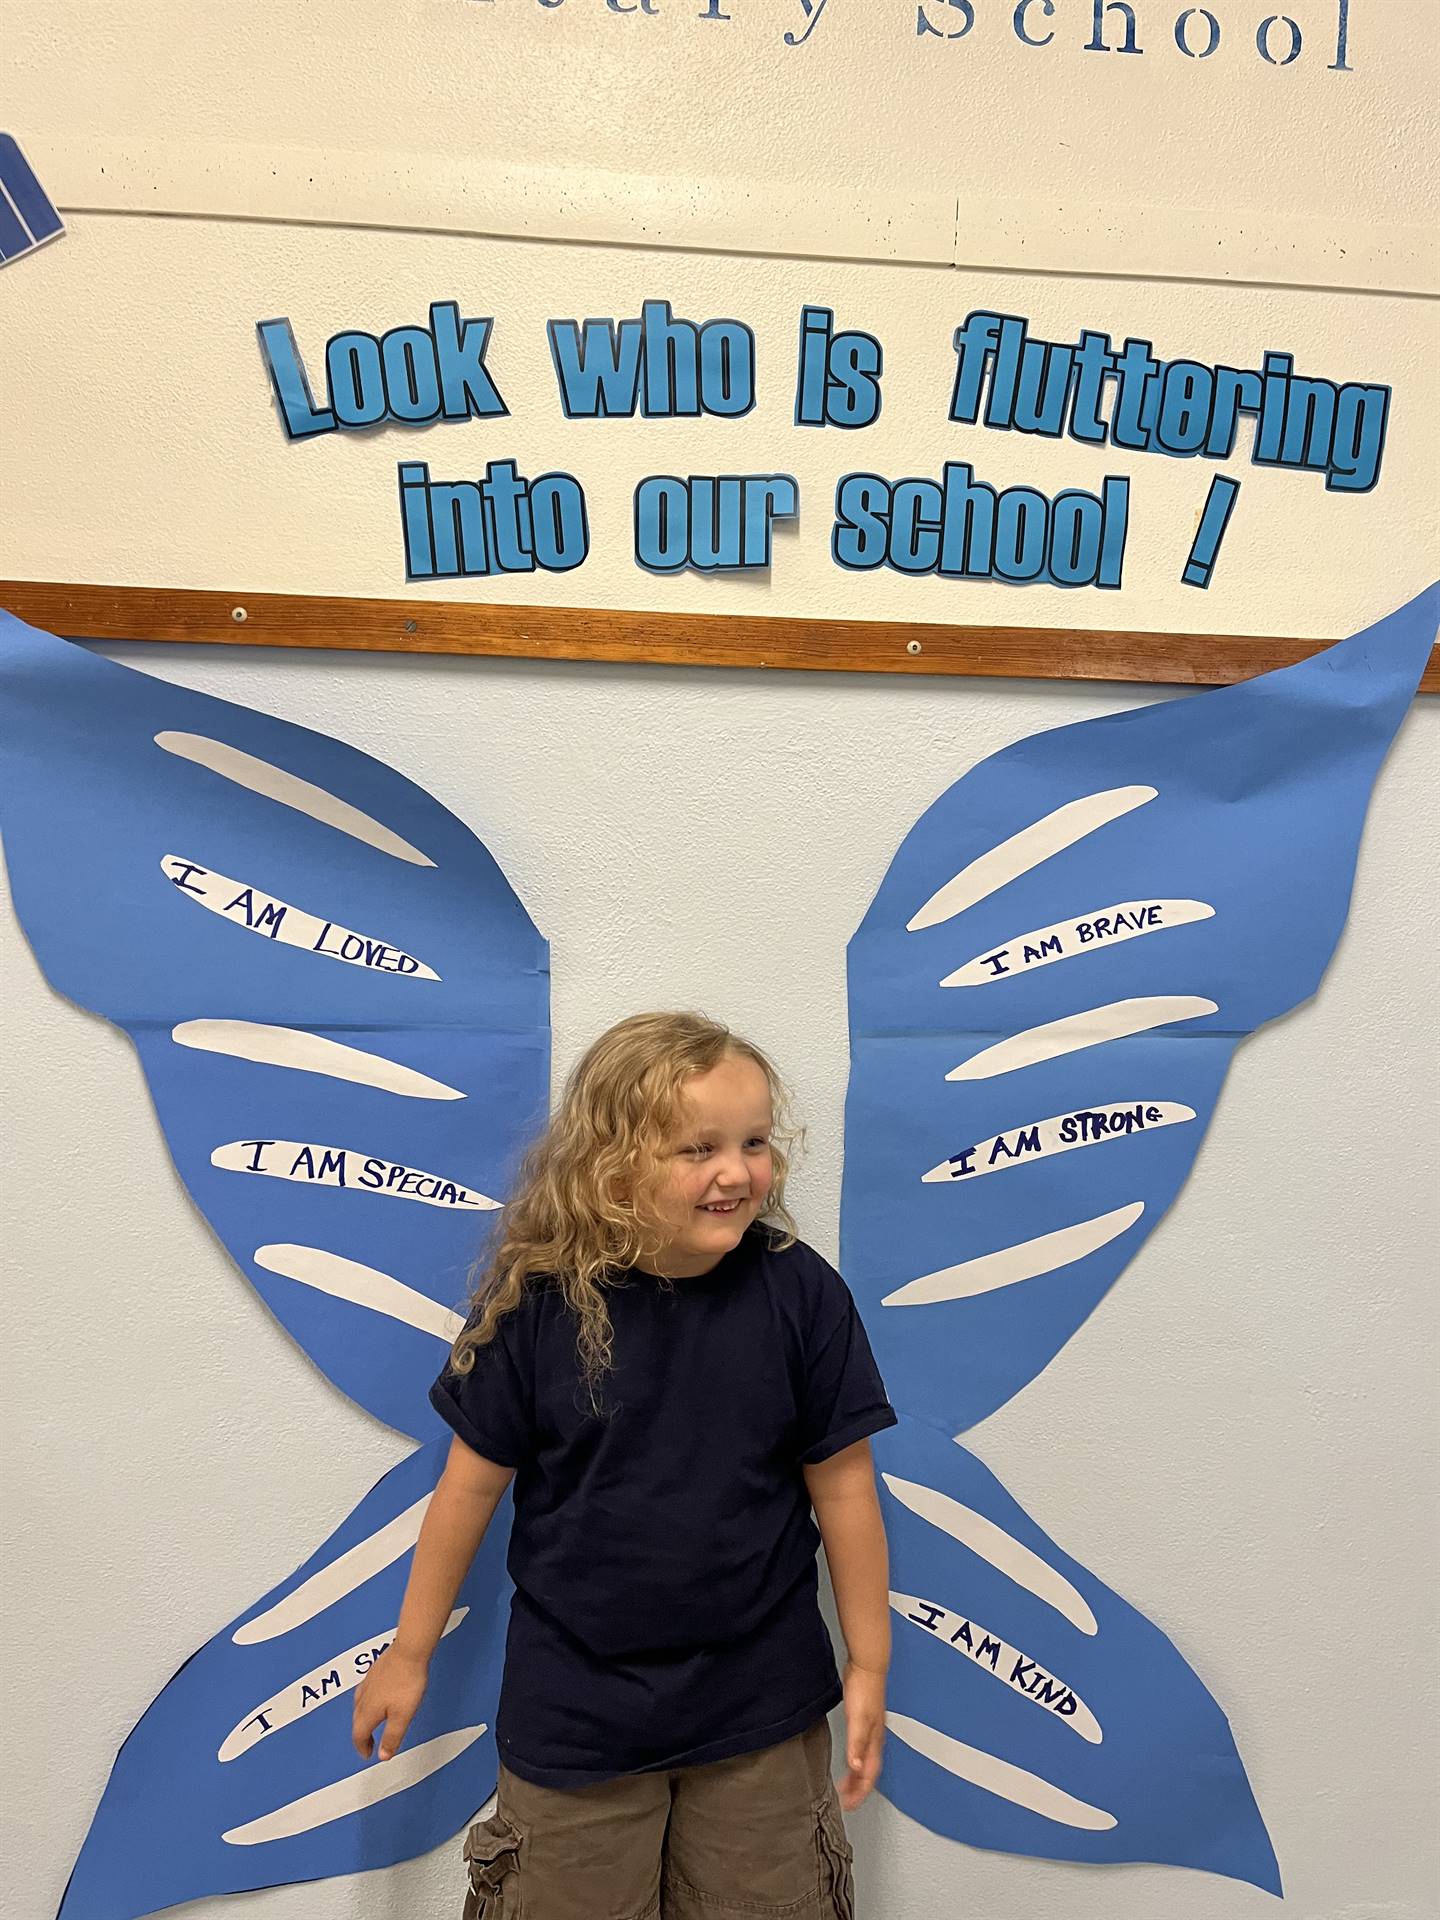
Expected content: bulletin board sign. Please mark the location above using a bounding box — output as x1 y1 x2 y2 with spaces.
5 7 1435 680
4 277 1433 691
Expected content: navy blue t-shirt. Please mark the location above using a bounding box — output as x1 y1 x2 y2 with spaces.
428 1223 898 1789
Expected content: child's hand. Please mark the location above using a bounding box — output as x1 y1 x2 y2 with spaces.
837 1659 886 1811
352 1646 430 1762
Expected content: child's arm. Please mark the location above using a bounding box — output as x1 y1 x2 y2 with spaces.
804 1437 891 1810
352 1435 515 1761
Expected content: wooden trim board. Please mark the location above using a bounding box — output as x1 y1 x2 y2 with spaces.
3 581 1436 691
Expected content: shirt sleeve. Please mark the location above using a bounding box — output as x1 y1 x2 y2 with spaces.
429 1299 535 1470
796 1254 898 1466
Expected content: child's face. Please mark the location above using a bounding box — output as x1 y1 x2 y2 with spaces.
645 1052 775 1277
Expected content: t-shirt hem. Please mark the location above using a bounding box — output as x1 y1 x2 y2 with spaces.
428 1379 523 1470
498 1679 844 1791
799 1404 898 1466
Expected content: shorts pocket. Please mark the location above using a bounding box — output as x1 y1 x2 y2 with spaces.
462 1810 523 1920
813 1792 855 1920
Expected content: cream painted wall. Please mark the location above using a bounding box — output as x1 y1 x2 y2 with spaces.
2 9 1438 1919
10 1 1438 290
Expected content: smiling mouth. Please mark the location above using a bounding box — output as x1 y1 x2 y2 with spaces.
699 1200 743 1214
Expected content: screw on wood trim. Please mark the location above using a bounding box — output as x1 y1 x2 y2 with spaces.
906 639 922 655
231 606 248 623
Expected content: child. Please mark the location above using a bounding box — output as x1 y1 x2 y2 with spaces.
352 1011 897 1918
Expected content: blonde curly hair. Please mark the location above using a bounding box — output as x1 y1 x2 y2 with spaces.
446 1011 803 1407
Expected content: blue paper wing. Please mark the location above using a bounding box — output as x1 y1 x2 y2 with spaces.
874 1418 1281 1894
843 584 1437 1437
0 613 550 1436
58 1438 511 1920
845 585 1434 1888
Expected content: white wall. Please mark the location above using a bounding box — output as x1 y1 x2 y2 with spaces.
3 643 1436 1920
3 7 1438 1917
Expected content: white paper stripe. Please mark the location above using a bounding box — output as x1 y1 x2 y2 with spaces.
212 1139 497 1211
882 1203 1144 1306
886 1714 1117 1830
941 899 1214 986
222 1725 488 1845
154 731 436 866
891 1593 1101 1744
161 856 439 981
907 787 1157 932
232 1496 433 1645
254 1244 467 1344
220 1611 468 1761
172 1019 464 1100
946 997 1218 1081
882 1474 1098 1635
922 1101 1195 1184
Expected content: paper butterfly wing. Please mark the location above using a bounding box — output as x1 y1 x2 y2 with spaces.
0 612 550 1437
844 584 1437 1439
874 1419 1280 1893
57 1438 513 1920
845 583 1435 1889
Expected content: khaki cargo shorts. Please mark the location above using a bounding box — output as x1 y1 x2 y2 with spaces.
461 1713 856 1920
